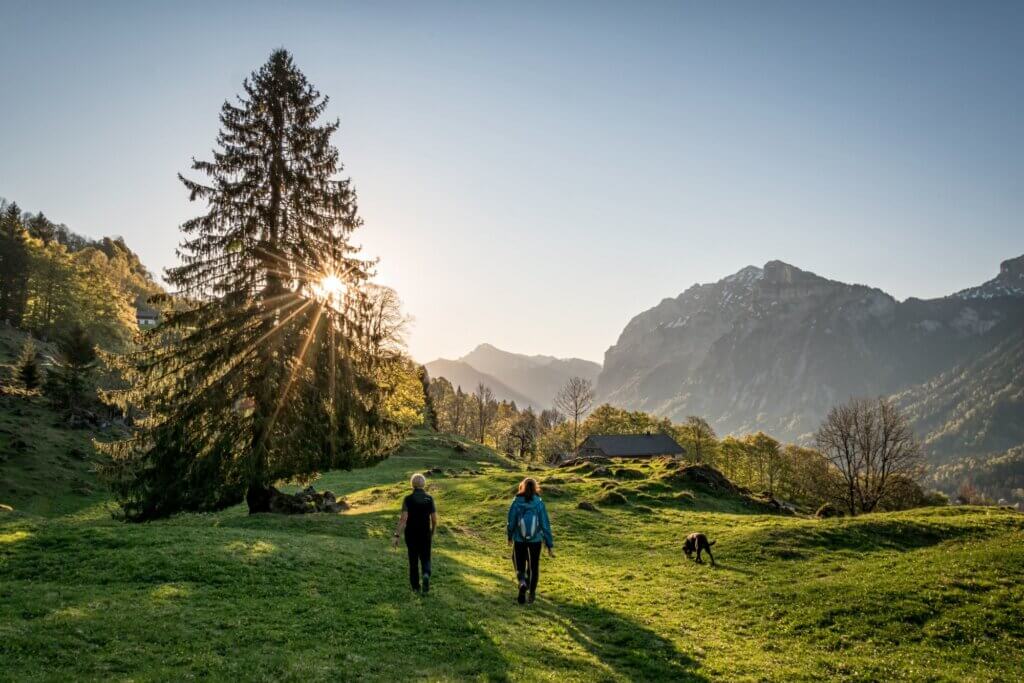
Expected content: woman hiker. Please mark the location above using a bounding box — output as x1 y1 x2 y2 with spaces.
393 473 437 594
507 477 554 604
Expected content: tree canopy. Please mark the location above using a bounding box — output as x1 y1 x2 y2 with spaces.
98 50 416 520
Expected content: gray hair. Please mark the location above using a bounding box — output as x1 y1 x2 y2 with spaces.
410 473 426 489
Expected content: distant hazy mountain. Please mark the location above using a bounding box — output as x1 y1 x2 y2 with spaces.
422 358 536 408
598 255 1024 456
426 343 601 409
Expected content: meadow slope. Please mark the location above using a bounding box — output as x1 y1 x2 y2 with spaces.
1 431 1023 682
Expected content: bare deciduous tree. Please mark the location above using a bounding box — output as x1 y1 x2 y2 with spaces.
475 382 495 443
554 376 594 450
815 397 924 515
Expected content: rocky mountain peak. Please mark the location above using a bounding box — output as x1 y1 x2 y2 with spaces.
999 254 1024 278
955 253 1024 300
598 253 1024 445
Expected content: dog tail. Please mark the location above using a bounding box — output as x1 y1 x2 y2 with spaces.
708 540 716 546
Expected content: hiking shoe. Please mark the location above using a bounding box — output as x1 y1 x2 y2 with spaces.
422 575 430 594
517 581 527 604
527 591 536 604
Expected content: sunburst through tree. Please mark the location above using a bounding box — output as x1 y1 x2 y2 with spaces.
99 49 411 521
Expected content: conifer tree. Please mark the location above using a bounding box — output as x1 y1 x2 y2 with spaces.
17 339 40 390
0 202 30 326
99 50 405 520
45 323 98 408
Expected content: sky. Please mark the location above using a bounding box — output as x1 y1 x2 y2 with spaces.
1 1 1022 363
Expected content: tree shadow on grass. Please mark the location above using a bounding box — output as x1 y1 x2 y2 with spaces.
532 599 707 681
432 554 708 681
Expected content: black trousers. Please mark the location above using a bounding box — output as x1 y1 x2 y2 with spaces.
405 532 432 589
514 541 542 592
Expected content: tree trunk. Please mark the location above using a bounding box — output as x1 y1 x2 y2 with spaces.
246 483 275 514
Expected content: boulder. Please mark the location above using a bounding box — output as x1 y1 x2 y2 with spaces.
577 501 598 512
661 464 737 492
815 503 842 519
761 496 798 516
267 486 350 514
596 490 628 506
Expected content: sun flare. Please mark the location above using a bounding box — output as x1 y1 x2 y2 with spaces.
313 273 345 303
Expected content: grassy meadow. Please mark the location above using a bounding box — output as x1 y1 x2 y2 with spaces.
2 423 1023 682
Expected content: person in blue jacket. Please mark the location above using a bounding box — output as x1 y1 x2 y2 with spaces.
507 477 554 604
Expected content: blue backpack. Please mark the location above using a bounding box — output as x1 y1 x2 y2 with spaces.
517 504 540 541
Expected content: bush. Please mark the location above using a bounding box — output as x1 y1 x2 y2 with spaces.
921 490 949 507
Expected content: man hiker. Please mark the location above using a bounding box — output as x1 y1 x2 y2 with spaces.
393 473 437 594
507 477 554 604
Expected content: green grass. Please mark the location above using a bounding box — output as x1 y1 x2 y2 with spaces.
2 428 1023 681
0 327 108 517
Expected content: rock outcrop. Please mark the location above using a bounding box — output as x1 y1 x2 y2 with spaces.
266 486 349 514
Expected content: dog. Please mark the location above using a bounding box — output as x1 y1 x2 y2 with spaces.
682 532 716 566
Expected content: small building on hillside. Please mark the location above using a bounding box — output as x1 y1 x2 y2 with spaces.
136 309 159 328
576 433 686 460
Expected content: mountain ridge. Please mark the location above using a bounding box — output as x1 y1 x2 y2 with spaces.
426 344 601 409
598 254 1024 454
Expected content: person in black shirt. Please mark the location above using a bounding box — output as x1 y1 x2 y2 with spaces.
392 473 437 593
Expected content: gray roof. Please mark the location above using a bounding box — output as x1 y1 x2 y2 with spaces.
580 433 685 457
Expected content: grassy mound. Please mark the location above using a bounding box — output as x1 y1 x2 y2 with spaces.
1 429 1023 680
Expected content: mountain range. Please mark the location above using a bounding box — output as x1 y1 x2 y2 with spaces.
597 255 1024 460
424 256 1023 465
425 344 601 410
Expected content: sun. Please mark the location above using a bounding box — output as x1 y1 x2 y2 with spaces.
312 273 345 304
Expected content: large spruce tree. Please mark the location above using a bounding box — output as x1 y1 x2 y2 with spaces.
100 50 403 520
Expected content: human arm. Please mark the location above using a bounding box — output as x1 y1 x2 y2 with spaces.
430 496 438 535
507 499 517 546
392 504 408 548
540 499 554 554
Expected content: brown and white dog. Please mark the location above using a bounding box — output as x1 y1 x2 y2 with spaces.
682 532 716 566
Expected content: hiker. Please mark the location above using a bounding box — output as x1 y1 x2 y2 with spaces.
392 473 437 594
507 477 554 604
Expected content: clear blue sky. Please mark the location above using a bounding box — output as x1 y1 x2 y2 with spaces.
1 1 1022 363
